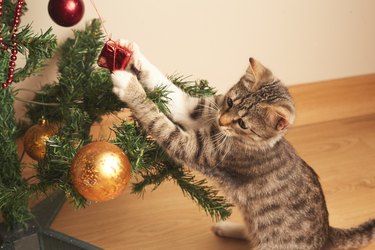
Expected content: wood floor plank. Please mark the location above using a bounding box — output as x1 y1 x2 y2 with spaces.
289 74 375 126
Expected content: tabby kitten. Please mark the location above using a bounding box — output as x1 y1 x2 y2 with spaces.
111 40 375 250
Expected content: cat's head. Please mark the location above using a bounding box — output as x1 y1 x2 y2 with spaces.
218 58 295 148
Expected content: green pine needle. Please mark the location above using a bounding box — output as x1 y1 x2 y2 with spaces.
173 170 232 221
168 74 217 97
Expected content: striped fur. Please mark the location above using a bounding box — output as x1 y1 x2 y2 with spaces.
111 40 375 250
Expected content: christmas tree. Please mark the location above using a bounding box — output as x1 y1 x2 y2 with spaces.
0 1 56 228
1 14 232 239
28 18 232 218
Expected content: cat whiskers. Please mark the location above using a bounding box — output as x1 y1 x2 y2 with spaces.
198 99 220 125
211 130 227 147
201 114 219 125
205 98 220 113
212 131 232 168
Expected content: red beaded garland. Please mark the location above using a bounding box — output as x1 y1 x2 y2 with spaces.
0 0 24 89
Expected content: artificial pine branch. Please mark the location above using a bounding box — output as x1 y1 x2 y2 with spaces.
0 88 31 228
36 134 86 209
26 19 126 127
0 3 56 84
170 167 232 221
168 74 217 97
145 85 171 114
14 25 57 82
113 120 165 173
0 1 57 228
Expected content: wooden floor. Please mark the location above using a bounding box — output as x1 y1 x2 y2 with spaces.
9 75 375 249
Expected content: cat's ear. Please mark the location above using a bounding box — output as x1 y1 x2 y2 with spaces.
265 104 295 131
247 58 273 86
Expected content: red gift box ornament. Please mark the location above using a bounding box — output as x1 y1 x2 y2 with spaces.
97 40 133 72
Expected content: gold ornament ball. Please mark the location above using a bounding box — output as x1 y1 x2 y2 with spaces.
23 118 58 161
71 141 131 202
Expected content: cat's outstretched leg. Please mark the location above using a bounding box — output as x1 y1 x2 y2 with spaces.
111 70 220 174
114 39 220 130
116 39 166 91
212 221 248 241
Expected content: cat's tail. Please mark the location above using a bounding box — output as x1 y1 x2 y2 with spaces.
329 219 375 249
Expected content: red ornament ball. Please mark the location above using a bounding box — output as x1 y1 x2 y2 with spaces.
48 0 85 27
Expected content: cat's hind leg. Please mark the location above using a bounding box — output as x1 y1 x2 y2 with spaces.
212 221 248 241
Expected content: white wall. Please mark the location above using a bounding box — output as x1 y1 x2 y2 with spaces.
17 0 375 94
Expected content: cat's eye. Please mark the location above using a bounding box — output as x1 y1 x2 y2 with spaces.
237 119 247 129
227 97 233 108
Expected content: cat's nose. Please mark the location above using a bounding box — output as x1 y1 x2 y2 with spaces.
218 114 231 126
218 118 223 126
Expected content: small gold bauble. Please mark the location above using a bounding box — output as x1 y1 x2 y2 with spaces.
23 118 58 161
70 141 131 202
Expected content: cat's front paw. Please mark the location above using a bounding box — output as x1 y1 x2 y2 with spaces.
117 39 149 73
111 70 135 101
